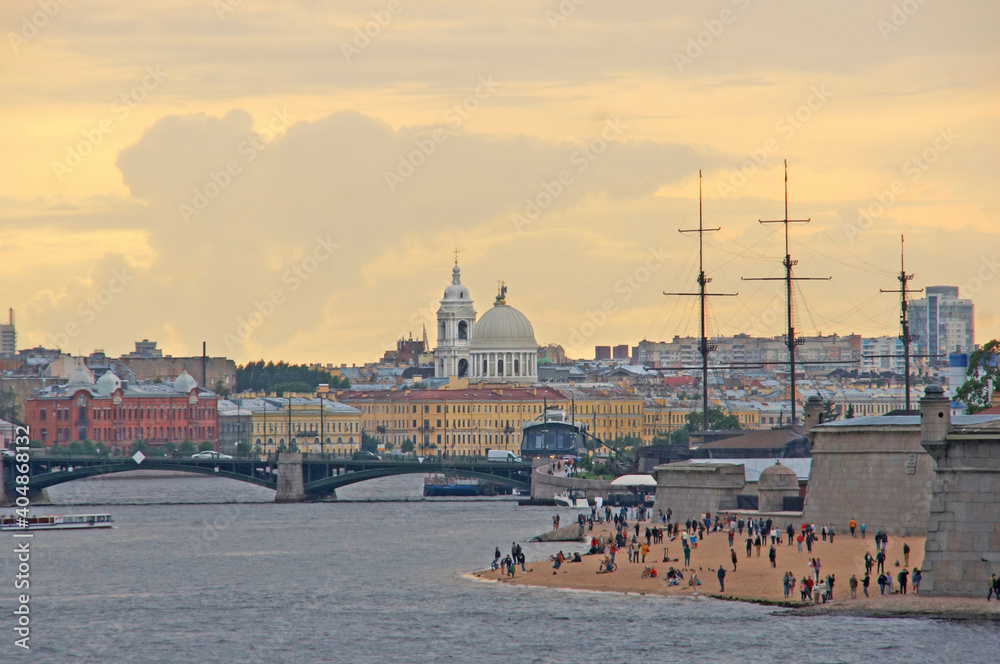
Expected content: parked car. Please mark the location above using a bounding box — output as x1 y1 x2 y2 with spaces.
352 450 381 461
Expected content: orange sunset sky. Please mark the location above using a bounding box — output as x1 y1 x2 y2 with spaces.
2 1 998 365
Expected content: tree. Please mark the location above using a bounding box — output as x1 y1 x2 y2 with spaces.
822 400 839 423
236 360 350 393
287 440 299 453
179 441 196 456
271 381 314 396
129 440 148 456
384 441 395 452
197 441 214 452
411 381 429 390
400 438 415 454
213 380 231 399
956 340 1000 414
0 389 21 424
845 403 855 419
361 433 380 453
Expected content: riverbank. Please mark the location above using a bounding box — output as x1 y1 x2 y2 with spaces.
474 519 1000 620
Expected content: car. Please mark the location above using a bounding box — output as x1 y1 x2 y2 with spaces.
2 449 15 458
352 450 381 461
191 451 233 460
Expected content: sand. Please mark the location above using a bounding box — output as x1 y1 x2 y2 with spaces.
473 520 1000 619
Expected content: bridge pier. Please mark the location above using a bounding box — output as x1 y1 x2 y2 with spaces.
274 453 306 503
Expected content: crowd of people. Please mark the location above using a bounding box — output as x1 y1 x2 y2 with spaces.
488 510 977 604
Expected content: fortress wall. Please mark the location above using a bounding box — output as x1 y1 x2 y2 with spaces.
921 437 1000 597
801 425 934 536
651 463 745 522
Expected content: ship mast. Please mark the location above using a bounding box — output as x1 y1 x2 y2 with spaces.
743 161 829 424
664 170 737 432
880 235 922 410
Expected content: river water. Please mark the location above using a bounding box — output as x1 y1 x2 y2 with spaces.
1 473 995 663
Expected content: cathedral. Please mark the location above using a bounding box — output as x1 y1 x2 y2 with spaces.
434 262 538 383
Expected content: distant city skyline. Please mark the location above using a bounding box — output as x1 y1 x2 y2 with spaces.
3 1 997 365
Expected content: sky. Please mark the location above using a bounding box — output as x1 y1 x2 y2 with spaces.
2 0 998 366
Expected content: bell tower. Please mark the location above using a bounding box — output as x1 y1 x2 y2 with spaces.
434 260 476 379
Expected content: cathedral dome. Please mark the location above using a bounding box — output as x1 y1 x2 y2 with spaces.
470 302 537 352
174 370 198 393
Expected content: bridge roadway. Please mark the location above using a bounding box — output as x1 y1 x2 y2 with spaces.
0 454 533 503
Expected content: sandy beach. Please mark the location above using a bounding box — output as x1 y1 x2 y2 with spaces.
473 519 1000 620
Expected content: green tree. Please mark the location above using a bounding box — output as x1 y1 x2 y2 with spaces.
384 441 395 452
0 389 21 424
400 438 415 454
50 443 69 457
236 360 350 393
271 381 314 396
179 441 196 456
955 340 1000 414
198 441 214 452
95 442 109 456
287 440 299 453
411 381 429 390
129 440 148 456
162 441 177 457
213 380 231 399
845 403 855 419
361 432 380 453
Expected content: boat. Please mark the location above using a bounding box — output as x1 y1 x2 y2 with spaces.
423 474 486 497
553 489 589 508
0 513 114 531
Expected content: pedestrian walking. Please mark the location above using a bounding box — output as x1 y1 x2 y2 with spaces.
849 574 858 599
731 547 738 572
717 565 726 592
768 545 777 568
862 572 870 597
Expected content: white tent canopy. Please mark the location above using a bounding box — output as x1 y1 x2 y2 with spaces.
610 474 657 487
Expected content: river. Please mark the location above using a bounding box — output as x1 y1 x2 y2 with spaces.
1 474 995 663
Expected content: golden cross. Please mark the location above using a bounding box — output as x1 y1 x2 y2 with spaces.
453 247 460 265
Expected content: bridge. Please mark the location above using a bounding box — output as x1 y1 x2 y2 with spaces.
1 453 533 503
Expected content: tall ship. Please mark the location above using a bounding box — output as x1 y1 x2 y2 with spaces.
519 409 585 459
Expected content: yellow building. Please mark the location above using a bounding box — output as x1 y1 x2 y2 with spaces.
242 396 363 456
337 386 566 457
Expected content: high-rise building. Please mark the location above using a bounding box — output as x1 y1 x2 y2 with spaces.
0 309 15 356
909 286 975 365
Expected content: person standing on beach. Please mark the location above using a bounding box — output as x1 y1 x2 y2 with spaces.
898 568 909 595
911 568 921 594
754 534 762 557
731 548 738 572
849 574 858 599
745 535 753 558
876 549 886 574
717 565 726 592
768 544 777 568
860 523 866 539
828 525 835 543
862 572 870 597
878 573 888 596
864 551 875 575
903 542 910 567
786 523 794 546
849 518 856 537
989 574 997 601
683 540 691 566
796 532 804 553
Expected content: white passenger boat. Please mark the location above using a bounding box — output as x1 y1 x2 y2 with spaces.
0 513 114 531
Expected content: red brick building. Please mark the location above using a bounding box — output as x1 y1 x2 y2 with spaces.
24 363 218 451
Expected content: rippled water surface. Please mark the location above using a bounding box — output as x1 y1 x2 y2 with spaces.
1 474 996 663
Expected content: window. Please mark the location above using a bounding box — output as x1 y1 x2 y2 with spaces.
40 409 46 422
